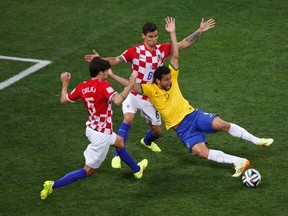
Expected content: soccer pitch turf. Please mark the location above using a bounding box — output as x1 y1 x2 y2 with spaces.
0 0 287 215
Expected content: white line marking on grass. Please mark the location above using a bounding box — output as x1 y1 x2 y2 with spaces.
0 55 52 91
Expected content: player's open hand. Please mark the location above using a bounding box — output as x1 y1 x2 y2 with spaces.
165 17 176 33
198 18 216 32
84 50 100 62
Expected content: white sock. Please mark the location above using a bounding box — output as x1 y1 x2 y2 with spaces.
228 123 260 145
208 149 243 165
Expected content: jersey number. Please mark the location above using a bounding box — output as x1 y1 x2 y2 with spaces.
155 111 160 119
147 71 153 80
85 97 96 116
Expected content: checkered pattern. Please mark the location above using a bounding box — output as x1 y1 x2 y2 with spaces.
87 101 113 135
67 79 116 135
121 43 171 100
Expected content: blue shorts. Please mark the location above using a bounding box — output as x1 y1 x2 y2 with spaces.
175 109 218 153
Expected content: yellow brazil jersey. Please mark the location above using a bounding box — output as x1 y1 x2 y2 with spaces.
141 64 195 130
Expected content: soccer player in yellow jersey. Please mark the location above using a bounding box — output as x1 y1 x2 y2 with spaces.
109 17 274 177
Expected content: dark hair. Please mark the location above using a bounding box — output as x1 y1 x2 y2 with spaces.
89 57 111 77
142 22 158 35
153 66 170 83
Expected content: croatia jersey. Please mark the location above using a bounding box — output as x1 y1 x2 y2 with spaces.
66 79 117 135
121 43 171 99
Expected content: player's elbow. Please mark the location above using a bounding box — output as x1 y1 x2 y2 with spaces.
112 93 125 106
60 98 69 104
113 99 122 106
173 55 179 60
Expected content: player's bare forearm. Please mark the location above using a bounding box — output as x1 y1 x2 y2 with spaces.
113 91 128 106
178 18 216 50
84 49 124 66
60 85 69 104
112 73 137 105
178 30 201 50
106 56 125 66
166 17 179 69
60 72 70 104
108 69 130 87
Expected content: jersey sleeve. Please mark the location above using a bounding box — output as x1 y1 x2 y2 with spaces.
121 46 136 63
168 64 179 81
160 43 171 58
102 81 117 101
141 83 153 98
67 86 81 103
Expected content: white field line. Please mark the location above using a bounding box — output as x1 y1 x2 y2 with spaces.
0 55 52 91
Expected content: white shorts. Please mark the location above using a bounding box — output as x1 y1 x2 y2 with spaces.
122 93 162 126
84 126 117 169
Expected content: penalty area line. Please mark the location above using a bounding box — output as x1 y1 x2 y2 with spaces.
0 55 52 91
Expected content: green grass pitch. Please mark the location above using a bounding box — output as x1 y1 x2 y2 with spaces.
0 0 287 215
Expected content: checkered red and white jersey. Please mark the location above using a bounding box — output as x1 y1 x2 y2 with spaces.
67 79 117 135
121 43 171 84
121 43 171 100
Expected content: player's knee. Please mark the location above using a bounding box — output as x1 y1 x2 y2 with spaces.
194 151 209 159
114 136 125 149
219 121 231 132
124 113 134 124
115 143 124 150
191 144 209 159
213 117 230 132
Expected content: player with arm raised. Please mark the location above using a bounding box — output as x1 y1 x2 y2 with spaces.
109 17 274 177
40 57 148 200
85 18 216 169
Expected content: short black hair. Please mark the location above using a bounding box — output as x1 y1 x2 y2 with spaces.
142 22 158 35
89 57 111 77
153 66 170 83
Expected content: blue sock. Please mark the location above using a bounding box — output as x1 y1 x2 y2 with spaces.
116 148 140 173
53 168 87 189
114 122 131 157
144 130 160 146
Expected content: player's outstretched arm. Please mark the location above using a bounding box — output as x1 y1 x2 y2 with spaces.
178 18 216 50
111 71 139 105
109 70 142 96
84 49 124 66
165 17 179 69
108 69 130 87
